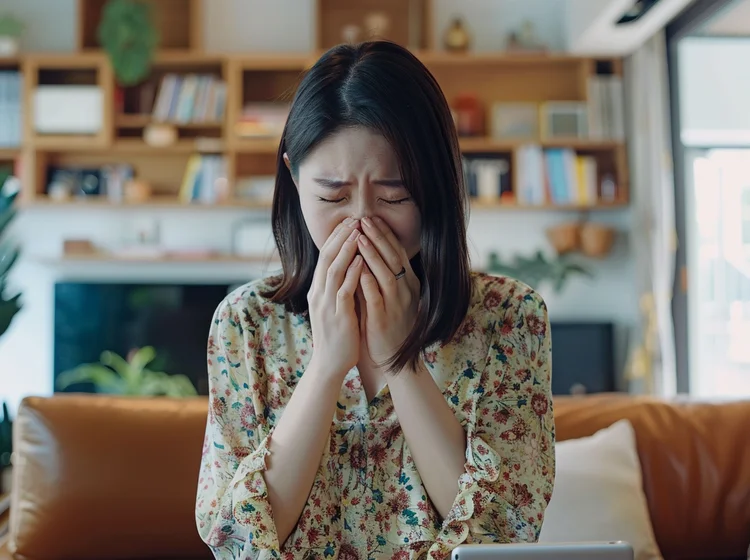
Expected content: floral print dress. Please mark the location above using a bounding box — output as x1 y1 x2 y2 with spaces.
195 272 555 560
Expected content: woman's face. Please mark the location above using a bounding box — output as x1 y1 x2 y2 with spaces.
288 126 422 259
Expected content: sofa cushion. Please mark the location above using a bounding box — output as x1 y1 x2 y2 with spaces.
9 395 213 560
554 394 750 560
539 419 662 560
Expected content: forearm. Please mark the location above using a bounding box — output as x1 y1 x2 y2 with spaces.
387 361 467 518
263 360 342 547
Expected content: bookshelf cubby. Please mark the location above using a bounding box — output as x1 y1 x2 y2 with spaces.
6 2 630 214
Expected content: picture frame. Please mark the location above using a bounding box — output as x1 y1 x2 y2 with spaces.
540 102 588 139
490 102 539 141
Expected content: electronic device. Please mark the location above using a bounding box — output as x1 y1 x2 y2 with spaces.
451 541 634 560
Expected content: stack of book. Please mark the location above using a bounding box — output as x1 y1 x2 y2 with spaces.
0 71 22 147
151 74 227 124
178 154 229 204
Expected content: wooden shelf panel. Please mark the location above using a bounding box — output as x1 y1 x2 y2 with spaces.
23 195 271 210
115 114 223 129
111 139 225 154
233 138 282 154
459 137 624 152
0 148 20 159
469 200 629 211
53 253 277 265
418 51 589 66
24 195 627 212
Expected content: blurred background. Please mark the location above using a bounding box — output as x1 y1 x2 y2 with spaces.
0 0 748 423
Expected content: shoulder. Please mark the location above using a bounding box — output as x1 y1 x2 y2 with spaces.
211 275 289 336
468 271 548 327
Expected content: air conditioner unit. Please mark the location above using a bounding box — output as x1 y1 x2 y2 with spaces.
566 0 693 55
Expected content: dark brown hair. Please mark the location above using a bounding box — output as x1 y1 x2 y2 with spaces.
265 40 472 372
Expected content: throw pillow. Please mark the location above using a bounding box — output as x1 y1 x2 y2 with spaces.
539 419 663 560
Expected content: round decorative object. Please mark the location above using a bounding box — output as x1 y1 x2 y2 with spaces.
0 36 19 57
363 11 390 39
143 123 177 147
124 178 152 203
580 222 616 258
546 222 581 255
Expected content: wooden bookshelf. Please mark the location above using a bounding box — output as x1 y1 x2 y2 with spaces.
5 1 629 212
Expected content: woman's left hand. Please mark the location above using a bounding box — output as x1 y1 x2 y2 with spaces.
357 216 420 370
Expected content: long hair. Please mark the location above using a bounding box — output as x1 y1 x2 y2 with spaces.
263 40 472 373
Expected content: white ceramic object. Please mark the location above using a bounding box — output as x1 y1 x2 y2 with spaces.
0 36 19 57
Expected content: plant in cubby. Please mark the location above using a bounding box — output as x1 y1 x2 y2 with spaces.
98 0 159 86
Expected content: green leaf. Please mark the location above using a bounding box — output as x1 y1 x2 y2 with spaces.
57 365 124 393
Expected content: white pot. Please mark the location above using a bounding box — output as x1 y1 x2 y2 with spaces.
0 36 19 57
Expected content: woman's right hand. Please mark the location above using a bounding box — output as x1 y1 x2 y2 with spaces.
307 217 363 379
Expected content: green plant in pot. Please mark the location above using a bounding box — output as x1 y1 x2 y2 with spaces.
0 13 25 57
487 250 593 293
98 0 159 86
57 346 198 397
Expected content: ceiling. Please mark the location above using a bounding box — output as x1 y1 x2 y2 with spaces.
698 0 750 36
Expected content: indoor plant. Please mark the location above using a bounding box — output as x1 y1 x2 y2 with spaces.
56 346 198 397
97 0 159 86
487 250 592 293
0 171 21 495
0 13 24 56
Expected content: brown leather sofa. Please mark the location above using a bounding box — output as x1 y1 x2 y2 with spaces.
1 393 748 560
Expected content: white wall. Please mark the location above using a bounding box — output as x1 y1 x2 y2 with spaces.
679 37 750 145
0 0 638 415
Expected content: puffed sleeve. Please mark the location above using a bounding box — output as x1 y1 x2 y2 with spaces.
429 288 555 559
195 297 281 560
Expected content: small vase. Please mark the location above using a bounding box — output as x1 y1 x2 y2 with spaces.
444 18 471 52
0 36 19 57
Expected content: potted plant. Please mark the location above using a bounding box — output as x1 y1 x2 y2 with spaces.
56 346 198 397
97 0 159 86
0 172 21 495
0 13 24 57
487 249 592 293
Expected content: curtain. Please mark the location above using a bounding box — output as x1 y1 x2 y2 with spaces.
624 31 678 397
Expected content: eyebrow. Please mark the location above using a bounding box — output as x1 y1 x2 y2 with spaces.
313 178 405 188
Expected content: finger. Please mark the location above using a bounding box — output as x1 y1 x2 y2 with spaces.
358 234 398 298
312 218 359 291
359 264 384 317
324 228 361 297
361 217 404 275
336 255 363 313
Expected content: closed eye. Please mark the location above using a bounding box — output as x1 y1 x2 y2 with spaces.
383 197 411 205
317 196 346 204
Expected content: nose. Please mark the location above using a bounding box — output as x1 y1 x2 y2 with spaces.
351 191 375 222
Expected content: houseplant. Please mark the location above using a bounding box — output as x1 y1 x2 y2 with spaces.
0 172 21 495
97 0 159 86
487 250 592 293
0 13 24 56
56 346 198 397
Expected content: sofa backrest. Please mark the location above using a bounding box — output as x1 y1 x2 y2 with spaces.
8 395 212 560
7 394 750 560
554 394 750 560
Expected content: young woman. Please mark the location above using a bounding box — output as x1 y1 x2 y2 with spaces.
196 41 555 560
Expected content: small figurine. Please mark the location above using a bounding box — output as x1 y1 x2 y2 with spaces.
444 18 471 53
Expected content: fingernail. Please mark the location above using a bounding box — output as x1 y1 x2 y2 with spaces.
344 217 353 225
362 217 373 228
348 229 359 241
352 255 362 266
359 235 369 246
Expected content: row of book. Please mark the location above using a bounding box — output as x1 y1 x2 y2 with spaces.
152 74 227 123
0 72 22 148
516 145 614 206
587 75 625 141
178 154 229 204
